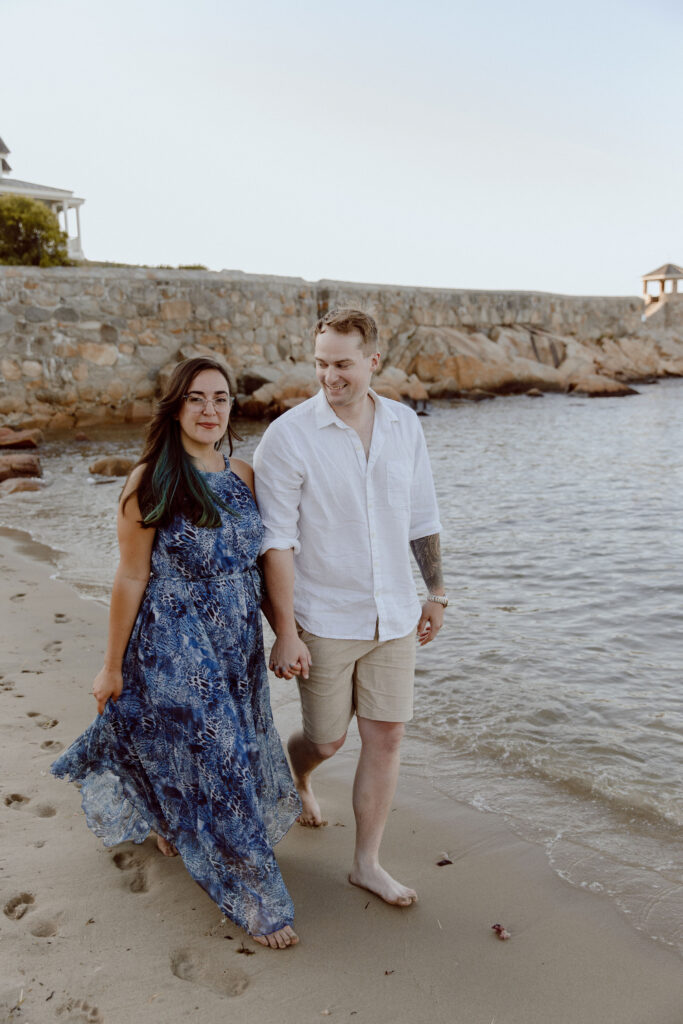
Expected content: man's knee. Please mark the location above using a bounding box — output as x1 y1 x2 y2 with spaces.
310 732 347 761
358 719 405 753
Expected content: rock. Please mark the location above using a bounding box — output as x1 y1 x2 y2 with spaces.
374 366 408 389
47 413 76 432
278 396 308 412
373 383 402 402
0 477 45 496
89 457 136 477
399 379 430 402
569 375 638 398
526 388 544 398
124 401 154 423
238 365 283 394
427 378 461 400
240 372 318 419
0 453 42 482
0 428 43 449
463 389 497 402
79 342 118 366
74 432 90 442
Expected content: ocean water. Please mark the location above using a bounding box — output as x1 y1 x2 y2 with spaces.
2 380 681 954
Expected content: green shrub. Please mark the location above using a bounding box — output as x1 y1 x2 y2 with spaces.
0 194 70 266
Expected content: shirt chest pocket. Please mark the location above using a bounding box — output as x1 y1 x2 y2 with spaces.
385 461 412 509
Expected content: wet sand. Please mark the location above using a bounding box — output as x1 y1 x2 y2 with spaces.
1 528 682 1024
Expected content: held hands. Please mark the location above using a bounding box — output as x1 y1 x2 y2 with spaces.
92 666 123 715
417 600 445 646
269 633 312 680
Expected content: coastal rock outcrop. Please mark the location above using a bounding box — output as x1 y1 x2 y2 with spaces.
568 375 638 398
0 477 44 496
0 428 43 449
0 453 42 483
89 457 136 477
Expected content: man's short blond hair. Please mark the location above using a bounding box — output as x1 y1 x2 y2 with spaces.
314 308 379 355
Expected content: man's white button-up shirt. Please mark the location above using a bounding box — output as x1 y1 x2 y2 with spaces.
253 389 442 642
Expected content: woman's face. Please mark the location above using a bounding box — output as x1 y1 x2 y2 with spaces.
176 368 231 452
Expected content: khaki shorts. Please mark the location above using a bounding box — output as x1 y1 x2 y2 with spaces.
296 625 417 744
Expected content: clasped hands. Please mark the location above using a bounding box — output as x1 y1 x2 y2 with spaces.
269 632 312 680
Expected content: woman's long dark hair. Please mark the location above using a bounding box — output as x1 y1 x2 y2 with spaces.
123 357 242 529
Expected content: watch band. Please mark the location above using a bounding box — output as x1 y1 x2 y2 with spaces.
427 594 448 607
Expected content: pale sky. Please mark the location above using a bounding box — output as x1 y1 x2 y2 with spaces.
4 0 682 295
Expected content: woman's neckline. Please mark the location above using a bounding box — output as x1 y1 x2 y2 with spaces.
195 452 228 474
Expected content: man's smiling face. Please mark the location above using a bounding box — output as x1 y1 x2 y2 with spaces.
314 327 380 410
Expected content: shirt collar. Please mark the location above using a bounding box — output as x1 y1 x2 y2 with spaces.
314 387 399 430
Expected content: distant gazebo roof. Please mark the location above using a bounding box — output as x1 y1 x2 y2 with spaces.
642 263 683 281
0 137 9 156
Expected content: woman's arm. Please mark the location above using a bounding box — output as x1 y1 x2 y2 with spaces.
92 466 156 714
231 456 280 633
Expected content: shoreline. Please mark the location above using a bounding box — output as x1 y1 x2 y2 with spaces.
1 527 683 1023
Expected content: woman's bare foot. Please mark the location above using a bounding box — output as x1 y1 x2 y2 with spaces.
348 863 417 906
253 925 299 949
156 834 178 857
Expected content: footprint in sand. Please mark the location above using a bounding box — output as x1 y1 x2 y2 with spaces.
0 679 15 692
4 793 30 810
43 640 63 656
54 613 70 624
56 998 103 1022
33 803 57 818
28 713 59 730
9 593 26 602
41 739 64 753
4 892 35 919
170 949 249 997
29 918 58 938
112 850 150 894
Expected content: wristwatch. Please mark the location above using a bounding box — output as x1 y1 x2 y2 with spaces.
427 594 448 607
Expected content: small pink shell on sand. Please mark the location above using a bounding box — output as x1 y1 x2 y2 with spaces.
492 923 511 940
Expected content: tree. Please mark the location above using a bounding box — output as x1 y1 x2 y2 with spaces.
0 194 70 266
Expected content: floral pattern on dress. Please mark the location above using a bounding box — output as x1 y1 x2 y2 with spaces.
51 466 301 936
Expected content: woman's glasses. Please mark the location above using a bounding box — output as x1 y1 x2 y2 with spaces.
183 394 231 411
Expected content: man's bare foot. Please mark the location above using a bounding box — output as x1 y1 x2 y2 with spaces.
253 925 299 949
348 863 418 906
156 835 178 857
294 779 327 827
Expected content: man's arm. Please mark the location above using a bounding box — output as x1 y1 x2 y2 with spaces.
410 533 445 646
262 548 312 679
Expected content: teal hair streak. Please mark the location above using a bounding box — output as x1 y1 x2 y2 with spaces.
143 429 238 528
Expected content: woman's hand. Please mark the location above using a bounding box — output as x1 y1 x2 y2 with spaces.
269 633 312 680
92 667 123 715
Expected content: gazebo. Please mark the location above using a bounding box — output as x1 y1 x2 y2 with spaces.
0 136 85 260
641 262 683 317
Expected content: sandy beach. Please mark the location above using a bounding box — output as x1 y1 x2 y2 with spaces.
1 526 682 1024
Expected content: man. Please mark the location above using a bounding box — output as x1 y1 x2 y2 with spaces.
253 308 445 907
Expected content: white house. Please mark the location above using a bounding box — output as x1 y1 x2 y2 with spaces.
0 136 85 259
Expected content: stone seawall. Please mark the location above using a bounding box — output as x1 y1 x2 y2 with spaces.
1 266 682 431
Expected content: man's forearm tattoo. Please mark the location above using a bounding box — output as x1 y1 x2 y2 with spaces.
410 534 444 592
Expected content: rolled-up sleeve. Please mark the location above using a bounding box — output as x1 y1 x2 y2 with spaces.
408 423 442 541
253 427 304 555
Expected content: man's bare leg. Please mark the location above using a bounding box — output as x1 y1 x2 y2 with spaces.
348 718 417 907
287 730 346 826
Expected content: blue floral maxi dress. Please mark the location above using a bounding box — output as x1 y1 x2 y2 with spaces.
51 466 301 937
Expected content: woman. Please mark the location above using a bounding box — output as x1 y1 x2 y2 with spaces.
52 357 301 949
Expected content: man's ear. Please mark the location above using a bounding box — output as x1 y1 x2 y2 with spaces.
370 352 381 372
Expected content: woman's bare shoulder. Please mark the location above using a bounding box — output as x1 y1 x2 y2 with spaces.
229 457 255 493
121 461 146 495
